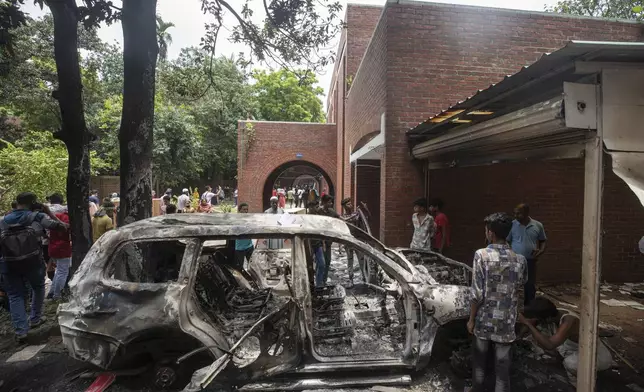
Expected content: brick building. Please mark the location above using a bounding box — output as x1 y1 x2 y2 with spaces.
237 0 644 282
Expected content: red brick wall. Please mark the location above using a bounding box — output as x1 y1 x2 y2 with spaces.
327 4 384 212
237 121 337 212
428 158 644 283
335 55 346 214
377 2 642 247
344 9 388 230
385 3 642 119
346 5 384 84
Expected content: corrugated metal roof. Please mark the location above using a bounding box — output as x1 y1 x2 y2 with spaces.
407 41 644 144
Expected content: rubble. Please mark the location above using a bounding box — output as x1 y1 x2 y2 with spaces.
398 250 471 286
600 298 644 311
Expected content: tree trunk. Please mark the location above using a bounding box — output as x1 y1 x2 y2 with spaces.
46 0 92 272
118 0 158 226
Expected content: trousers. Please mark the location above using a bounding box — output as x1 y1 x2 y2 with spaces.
48 257 71 299
2 262 46 336
472 337 512 392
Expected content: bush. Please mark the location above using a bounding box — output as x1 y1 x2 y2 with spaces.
0 131 106 213
219 203 234 213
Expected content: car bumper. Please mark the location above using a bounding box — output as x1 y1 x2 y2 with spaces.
60 325 120 369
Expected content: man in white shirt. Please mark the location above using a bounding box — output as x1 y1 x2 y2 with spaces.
201 186 215 205
297 187 304 208
177 189 190 213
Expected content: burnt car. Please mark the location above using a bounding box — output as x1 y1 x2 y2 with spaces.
59 214 472 391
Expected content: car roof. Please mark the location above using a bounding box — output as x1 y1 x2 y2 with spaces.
117 213 353 237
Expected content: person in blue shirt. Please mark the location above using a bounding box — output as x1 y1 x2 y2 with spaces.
1 192 68 343
234 203 254 270
507 203 547 305
89 189 100 206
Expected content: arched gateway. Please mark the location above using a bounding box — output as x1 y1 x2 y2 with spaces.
237 121 337 212
262 161 335 211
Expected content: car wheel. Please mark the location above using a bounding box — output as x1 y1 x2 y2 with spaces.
155 364 178 390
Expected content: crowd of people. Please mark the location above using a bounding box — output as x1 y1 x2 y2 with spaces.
0 192 72 343
158 185 237 215
231 192 371 288
0 189 120 343
271 184 321 209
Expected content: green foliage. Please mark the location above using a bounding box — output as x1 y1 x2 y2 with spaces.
156 15 175 62
547 0 644 20
153 103 204 189
1 13 332 197
0 131 106 212
86 50 259 186
0 15 109 134
200 0 343 73
92 94 122 172
219 203 234 213
158 48 257 182
252 69 325 123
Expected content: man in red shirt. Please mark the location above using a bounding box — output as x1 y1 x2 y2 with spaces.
430 198 450 254
46 193 72 300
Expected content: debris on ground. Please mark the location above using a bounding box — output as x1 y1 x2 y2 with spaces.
371 387 407 392
601 299 644 311
6 344 47 363
627 383 644 392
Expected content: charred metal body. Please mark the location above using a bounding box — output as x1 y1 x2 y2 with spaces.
58 214 472 390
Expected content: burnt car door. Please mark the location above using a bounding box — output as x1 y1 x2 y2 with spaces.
296 234 427 372
178 235 307 391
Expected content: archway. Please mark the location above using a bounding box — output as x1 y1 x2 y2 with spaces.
262 160 335 211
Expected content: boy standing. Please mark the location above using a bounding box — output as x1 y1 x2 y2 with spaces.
468 212 527 392
429 198 450 254
410 198 435 251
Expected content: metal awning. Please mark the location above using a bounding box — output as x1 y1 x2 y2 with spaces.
411 98 592 167
407 41 644 145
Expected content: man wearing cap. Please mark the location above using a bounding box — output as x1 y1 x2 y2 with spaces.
264 196 285 249
177 189 190 213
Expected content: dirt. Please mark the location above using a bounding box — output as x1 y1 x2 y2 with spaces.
0 300 61 349
3 269 644 391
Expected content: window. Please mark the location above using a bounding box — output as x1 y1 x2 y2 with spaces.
194 235 294 347
107 240 187 283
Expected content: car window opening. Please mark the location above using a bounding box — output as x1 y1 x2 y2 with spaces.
107 240 186 283
302 236 406 360
401 250 472 286
193 236 293 362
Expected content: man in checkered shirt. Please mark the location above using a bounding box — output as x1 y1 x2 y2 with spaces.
467 212 527 392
